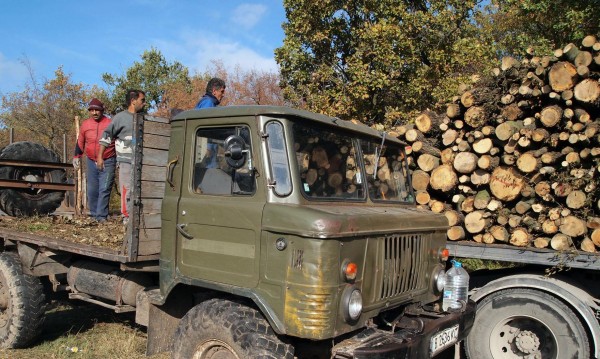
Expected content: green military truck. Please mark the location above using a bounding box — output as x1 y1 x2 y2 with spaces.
0 106 475 358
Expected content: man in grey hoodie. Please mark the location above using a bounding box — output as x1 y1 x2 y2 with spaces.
97 89 146 224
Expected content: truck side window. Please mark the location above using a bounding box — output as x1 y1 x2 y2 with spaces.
265 121 292 196
193 127 255 195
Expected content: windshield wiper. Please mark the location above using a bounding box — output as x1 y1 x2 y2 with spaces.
373 132 386 180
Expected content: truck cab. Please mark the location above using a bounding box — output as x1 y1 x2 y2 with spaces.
153 105 475 358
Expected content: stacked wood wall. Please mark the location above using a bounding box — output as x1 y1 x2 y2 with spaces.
393 35 600 253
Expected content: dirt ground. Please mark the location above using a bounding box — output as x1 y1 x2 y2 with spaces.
0 215 125 249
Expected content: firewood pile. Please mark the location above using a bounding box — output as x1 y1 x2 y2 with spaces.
393 35 600 253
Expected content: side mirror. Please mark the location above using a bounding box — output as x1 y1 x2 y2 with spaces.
224 135 247 169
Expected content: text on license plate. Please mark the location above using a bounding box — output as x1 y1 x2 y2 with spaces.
430 324 459 357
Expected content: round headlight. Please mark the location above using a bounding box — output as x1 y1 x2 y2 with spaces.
342 287 363 322
348 289 363 320
434 267 446 293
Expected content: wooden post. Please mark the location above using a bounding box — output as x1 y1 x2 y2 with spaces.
74 116 83 216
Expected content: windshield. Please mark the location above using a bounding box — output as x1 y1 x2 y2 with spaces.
360 139 413 203
290 121 413 203
292 122 365 199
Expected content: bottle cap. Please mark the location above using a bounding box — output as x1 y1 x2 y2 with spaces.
451 259 462 268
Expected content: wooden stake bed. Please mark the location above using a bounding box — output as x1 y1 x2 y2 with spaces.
0 114 170 264
0 227 126 263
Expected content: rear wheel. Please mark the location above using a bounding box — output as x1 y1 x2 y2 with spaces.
0 141 66 216
0 252 46 348
172 298 294 359
465 288 590 359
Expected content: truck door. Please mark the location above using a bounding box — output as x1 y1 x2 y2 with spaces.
175 123 263 287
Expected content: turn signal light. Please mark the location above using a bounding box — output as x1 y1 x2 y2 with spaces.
343 261 358 281
439 248 450 261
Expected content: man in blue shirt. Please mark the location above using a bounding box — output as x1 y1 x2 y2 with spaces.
196 78 226 168
195 77 226 108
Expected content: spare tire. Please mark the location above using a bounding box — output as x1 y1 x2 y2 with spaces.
0 142 66 216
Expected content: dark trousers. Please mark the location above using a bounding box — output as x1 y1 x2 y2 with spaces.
86 156 116 221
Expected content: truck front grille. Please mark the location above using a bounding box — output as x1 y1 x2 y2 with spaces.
379 233 430 300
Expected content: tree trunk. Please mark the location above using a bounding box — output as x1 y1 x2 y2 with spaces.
465 211 489 234
411 169 430 191
444 210 464 226
540 105 563 127
509 228 531 247
464 106 487 128
580 238 596 252
565 190 586 209
490 167 525 201
447 226 466 241
453 152 478 174
533 237 551 248
415 190 431 205
548 61 578 92
430 164 457 192
415 110 442 134
551 233 573 250
559 215 587 237
574 79 599 105
417 153 440 172
489 225 509 242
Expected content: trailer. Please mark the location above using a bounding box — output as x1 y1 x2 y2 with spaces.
447 240 600 359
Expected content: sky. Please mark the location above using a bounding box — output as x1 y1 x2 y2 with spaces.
0 0 286 96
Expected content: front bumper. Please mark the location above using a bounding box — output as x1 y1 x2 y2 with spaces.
332 300 476 358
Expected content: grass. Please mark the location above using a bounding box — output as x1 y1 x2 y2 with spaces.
1 296 169 359
457 257 520 272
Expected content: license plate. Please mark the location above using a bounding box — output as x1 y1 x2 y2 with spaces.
430 324 459 357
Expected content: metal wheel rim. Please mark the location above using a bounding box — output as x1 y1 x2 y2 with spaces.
194 339 241 359
489 315 557 358
15 168 50 198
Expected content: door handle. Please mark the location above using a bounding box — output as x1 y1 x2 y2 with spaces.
176 223 194 239
166 155 179 190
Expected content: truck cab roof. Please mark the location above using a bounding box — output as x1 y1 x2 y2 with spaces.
172 105 406 146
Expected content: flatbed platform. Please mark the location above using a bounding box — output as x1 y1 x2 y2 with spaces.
447 240 600 271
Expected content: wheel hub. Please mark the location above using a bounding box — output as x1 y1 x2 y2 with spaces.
195 339 241 359
514 330 540 354
490 317 553 358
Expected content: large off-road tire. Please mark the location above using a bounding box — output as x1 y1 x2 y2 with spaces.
465 288 590 359
172 298 294 359
0 252 46 348
0 141 66 216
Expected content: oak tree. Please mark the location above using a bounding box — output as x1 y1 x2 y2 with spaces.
275 0 496 126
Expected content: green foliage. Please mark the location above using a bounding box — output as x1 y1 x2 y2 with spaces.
484 0 600 57
0 66 89 154
102 48 192 113
275 0 497 126
276 0 599 127
458 258 520 272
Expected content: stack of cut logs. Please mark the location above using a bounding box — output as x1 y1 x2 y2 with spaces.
392 35 600 252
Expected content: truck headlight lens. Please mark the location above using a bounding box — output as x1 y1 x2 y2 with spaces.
342 286 363 322
433 266 446 294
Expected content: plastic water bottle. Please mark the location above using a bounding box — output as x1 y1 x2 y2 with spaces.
442 260 469 311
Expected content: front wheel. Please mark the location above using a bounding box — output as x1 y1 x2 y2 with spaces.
465 288 590 359
172 298 294 359
0 252 46 348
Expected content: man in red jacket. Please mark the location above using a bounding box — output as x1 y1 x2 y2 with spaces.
73 98 116 222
